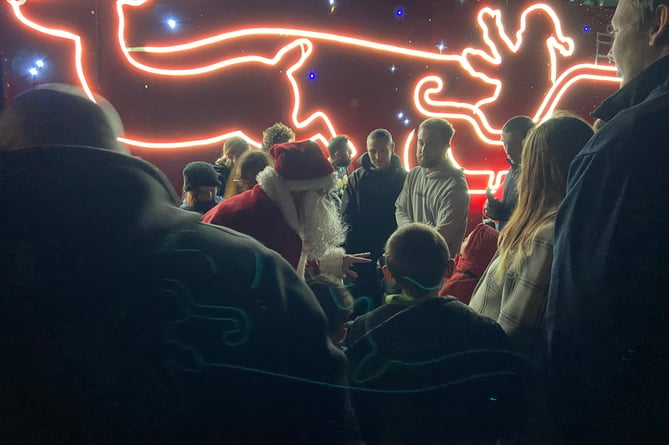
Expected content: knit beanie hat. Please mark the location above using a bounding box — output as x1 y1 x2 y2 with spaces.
182 161 221 191
269 140 336 191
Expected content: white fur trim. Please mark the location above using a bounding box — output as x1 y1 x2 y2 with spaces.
283 173 337 192
318 247 346 278
256 167 300 233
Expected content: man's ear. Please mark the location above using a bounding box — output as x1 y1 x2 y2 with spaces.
444 258 456 280
382 265 395 284
390 141 396 153
649 4 669 46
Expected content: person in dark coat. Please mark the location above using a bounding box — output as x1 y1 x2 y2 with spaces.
0 85 359 445
180 161 223 214
342 129 407 308
484 116 535 230
345 223 526 445
546 1 669 444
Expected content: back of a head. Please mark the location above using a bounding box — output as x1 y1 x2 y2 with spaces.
306 274 354 336
501 115 535 139
182 161 221 192
385 223 450 298
521 112 593 203
224 136 251 158
239 150 274 180
327 135 350 159
262 122 295 152
0 84 124 152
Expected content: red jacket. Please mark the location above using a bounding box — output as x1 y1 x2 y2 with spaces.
439 223 499 304
202 184 303 270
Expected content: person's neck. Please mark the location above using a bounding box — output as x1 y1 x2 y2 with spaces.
426 159 450 174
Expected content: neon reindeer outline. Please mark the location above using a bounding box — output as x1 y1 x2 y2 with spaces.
6 0 621 192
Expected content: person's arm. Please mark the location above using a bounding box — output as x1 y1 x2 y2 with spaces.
395 171 413 227
434 185 470 255
341 171 358 250
497 224 554 335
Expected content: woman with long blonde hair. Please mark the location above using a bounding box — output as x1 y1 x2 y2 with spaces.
469 113 593 355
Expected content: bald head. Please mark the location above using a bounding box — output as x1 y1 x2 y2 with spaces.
0 84 126 153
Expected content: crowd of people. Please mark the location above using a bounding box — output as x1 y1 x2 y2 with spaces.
1 0 668 443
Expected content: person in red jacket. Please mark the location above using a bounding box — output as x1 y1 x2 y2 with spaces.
203 140 369 278
438 222 499 304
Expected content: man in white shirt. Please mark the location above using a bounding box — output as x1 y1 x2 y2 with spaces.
395 118 470 256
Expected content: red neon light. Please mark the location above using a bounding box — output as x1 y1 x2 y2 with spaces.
7 0 621 193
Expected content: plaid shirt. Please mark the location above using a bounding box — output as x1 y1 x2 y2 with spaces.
469 220 555 334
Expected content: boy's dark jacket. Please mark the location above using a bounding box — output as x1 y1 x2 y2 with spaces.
345 296 525 444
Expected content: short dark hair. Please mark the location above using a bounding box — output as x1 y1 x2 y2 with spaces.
261 122 295 152
418 118 455 146
307 275 354 335
384 223 450 298
501 116 535 138
327 135 350 158
366 128 393 145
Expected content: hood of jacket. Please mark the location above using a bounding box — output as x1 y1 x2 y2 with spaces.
358 152 403 172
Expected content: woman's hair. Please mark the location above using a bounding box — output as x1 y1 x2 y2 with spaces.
223 150 274 198
215 136 251 167
496 112 593 281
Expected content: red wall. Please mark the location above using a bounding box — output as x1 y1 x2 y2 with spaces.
1 0 617 229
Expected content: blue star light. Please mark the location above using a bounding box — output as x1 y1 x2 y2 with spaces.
435 41 447 53
389 64 397 73
166 18 177 30
308 71 317 81
35 59 44 68
28 67 38 76
394 6 405 19
583 25 591 32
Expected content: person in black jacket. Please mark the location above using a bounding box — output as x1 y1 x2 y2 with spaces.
0 85 359 445
546 1 669 444
484 116 535 230
342 129 407 308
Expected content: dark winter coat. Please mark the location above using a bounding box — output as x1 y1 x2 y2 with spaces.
0 145 357 445
486 161 520 229
342 153 407 258
345 296 525 445
546 55 669 445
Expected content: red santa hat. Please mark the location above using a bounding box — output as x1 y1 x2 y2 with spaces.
269 140 336 191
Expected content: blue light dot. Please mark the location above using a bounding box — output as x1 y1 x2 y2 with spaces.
397 112 404 119
329 0 335 5
35 60 44 68
308 71 317 80
396 8 404 16
29 67 38 76
583 25 591 32
403 118 410 125
167 18 177 29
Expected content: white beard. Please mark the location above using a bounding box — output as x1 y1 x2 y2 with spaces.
296 190 347 260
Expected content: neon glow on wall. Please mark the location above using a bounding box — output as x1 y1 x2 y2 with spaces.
6 0 620 193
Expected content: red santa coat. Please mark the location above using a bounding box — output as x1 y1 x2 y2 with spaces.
202 184 303 270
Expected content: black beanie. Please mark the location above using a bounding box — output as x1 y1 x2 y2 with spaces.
183 162 221 191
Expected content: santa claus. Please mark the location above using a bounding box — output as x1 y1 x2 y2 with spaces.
202 140 370 278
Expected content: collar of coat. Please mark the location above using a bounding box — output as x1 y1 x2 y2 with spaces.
593 55 669 122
